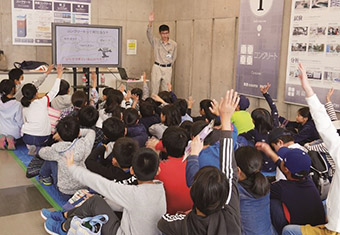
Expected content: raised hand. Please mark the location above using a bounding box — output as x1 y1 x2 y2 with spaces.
149 12 154 23
191 135 204 156
260 83 271 94
298 63 314 97
46 64 54 75
57 64 63 78
91 72 97 89
142 72 147 83
209 99 220 116
167 83 172 92
326 88 334 103
218 89 240 130
186 96 195 109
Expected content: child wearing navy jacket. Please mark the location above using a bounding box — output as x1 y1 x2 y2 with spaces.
123 108 148 147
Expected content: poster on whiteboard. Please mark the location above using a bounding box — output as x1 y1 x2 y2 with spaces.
285 0 340 111
11 0 91 46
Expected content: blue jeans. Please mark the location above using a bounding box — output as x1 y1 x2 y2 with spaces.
39 161 58 185
23 134 52 147
282 225 302 235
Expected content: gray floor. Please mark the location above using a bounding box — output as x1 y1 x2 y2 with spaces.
0 150 52 234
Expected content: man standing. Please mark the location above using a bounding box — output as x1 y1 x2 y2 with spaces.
147 12 177 95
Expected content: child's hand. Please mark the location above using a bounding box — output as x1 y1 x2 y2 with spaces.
57 65 63 78
91 72 97 89
298 63 314 97
53 133 61 142
152 94 166 104
255 142 279 162
142 72 147 83
218 89 239 130
326 88 334 103
186 96 195 109
125 90 131 101
191 135 204 156
260 83 271 94
65 151 74 167
149 12 154 23
119 84 125 93
146 137 159 150
209 99 220 116
131 94 139 102
167 83 172 92
46 64 54 75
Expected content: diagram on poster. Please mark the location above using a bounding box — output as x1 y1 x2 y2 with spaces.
53 24 121 67
11 0 91 46
286 0 340 110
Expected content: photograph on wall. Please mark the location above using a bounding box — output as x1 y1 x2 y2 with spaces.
11 0 91 46
236 0 285 99
285 0 340 111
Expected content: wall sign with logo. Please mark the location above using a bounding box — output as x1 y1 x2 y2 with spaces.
236 0 284 99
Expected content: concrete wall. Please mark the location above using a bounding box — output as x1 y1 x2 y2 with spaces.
153 0 337 120
0 0 153 78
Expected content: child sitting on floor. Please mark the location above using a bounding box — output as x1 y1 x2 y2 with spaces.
0 79 23 150
123 108 148 147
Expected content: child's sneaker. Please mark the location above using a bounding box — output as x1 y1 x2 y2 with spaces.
44 218 67 235
41 209 65 221
0 135 5 150
27 145 37 155
39 175 53 186
6 136 15 150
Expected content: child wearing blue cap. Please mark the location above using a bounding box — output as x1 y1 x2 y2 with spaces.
256 142 326 234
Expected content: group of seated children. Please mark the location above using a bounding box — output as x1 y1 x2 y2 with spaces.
0 63 339 235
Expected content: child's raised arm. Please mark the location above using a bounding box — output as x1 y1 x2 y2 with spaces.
46 65 63 102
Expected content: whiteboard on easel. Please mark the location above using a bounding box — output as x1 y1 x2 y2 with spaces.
52 23 122 67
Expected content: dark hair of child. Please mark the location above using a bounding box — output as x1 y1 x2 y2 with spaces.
123 108 139 127
56 80 70 96
56 116 80 142
111 90 124 104
159 24 170 33
71 91 87 108
199 99 221 126
103 87 115 97
131 88 143 101
0 79 15 103
161 105 181 127
179 121 193 138
78 106 99 127
102 117 125 142
145 97 160 115
8 68 23 81
132 148 159 181
191 120 216 146
162 126 189 158
158 91 172 104
272 133 295 145
190 166 228 216
174 99 188 116
298 107 312 120
104 95 121 119
21 83 37 107
235 146 270 197
140 102 155 117
251 108 273 134
113 137 139 168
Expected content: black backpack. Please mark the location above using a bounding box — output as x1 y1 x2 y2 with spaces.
308 151 330 200
14 60 48 70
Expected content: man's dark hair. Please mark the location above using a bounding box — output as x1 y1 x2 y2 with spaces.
8 68 23 81
190 166 228 216
102 117 125 142
174 99 188 116
161 104 181 127
140 102 155 117
132 148 159 181
123 108 139 127
159 24 169 33
113 137 139 168
78 106 99 127
56 116 80 142
71 91 87 108
162 126 189 158
57 80 70 96
131 88 143 101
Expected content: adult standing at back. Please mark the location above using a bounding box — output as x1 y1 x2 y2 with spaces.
147 12 177 95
